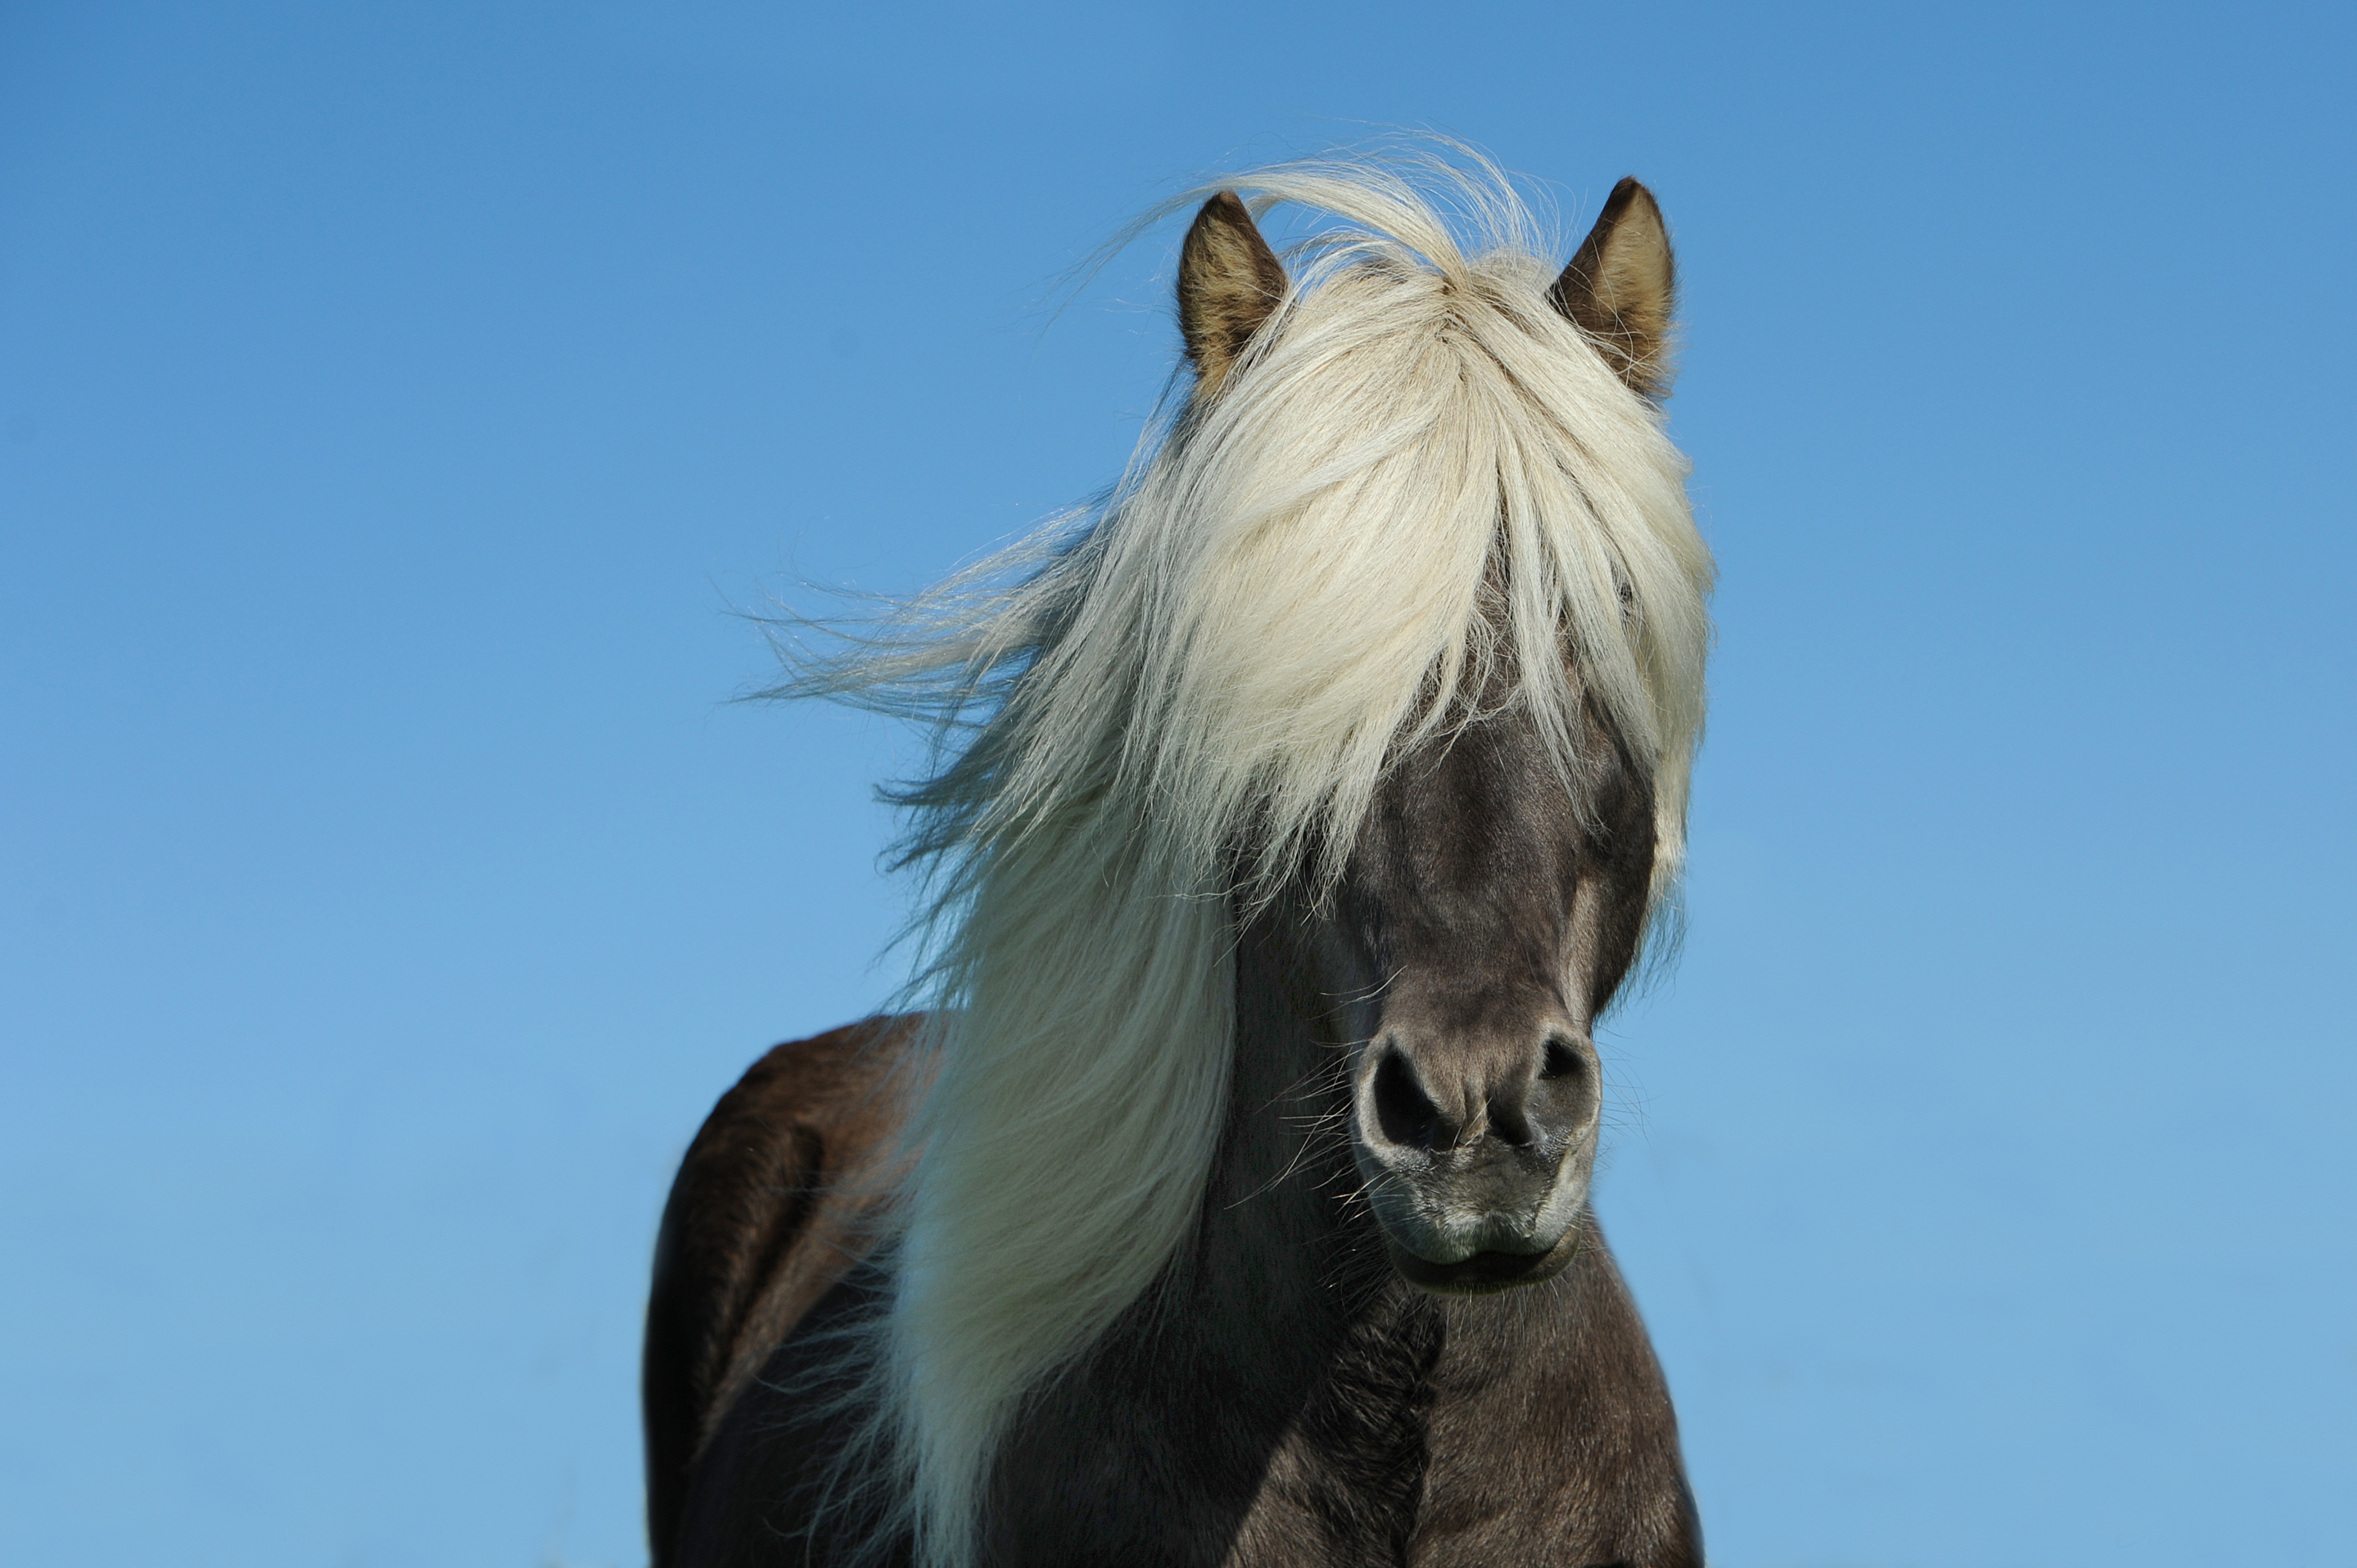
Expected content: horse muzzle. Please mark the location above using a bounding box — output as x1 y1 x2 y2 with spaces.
1355 1139 1593 1294
1349 1024 1603 1294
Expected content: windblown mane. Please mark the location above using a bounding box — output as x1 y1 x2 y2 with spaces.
773 151 1714 1568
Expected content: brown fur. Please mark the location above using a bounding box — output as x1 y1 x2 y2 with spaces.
1178 191 1288 391
643 1018 918 1564
1548 178 1677 400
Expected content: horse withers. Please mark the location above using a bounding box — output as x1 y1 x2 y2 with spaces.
646 154 1715 1568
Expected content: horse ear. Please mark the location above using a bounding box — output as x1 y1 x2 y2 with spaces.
1179 191 1287 393
1549 177 1677 399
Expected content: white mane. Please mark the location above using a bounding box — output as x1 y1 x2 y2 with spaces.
775 151 1714 1568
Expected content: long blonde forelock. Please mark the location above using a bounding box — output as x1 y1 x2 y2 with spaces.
777 150 1713 1568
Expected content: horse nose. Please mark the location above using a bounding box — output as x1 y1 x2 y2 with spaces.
1364 1030 1596 1154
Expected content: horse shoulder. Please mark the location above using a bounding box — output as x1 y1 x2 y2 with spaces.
643 1015 919 1566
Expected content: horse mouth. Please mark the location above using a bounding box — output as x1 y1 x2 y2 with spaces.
1383 1231 1580 1295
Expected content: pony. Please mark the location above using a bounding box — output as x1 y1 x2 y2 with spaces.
644 150 1717 1568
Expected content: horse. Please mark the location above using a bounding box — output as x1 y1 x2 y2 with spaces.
644 152 1717 1568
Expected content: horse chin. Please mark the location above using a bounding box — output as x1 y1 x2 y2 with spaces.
1381 1225 1583 1296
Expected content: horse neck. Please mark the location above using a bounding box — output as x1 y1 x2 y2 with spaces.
1171 904 1406 1359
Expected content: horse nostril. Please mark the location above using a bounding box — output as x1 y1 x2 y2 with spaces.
1540 1034 1586 1082
1371 1046 1451 1151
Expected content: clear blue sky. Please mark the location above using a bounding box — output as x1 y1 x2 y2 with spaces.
3 3 2350 1565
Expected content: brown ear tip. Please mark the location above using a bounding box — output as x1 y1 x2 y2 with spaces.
1605 177 1663 216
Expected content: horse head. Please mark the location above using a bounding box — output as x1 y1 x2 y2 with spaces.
1179 175 1681 1296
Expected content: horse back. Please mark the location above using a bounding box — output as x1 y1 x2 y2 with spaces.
644 1017 918 1566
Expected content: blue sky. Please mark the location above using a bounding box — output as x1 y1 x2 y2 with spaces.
2 3 2351 1564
